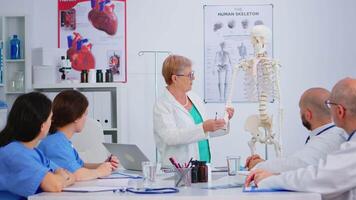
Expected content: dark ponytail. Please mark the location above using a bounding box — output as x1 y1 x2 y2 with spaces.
0 92 52 147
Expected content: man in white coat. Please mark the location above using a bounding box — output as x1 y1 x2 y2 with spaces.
245 88 347 173
245 77 356 200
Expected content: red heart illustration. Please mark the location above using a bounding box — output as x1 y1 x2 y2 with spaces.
88 0 118 35
67 32 96 71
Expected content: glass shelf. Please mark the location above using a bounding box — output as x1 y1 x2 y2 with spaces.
5 91 25 94
5 59 25 63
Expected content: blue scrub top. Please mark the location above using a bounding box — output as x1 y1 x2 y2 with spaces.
0 141 58 200
38 131 84 173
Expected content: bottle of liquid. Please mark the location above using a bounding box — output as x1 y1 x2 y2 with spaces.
96 69 103 83
105 69 113 82
10 35 21 59
81 70 88 83
198 161 208 182
190 160 199 183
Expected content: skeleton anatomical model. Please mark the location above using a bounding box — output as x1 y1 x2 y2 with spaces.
225 25 282 157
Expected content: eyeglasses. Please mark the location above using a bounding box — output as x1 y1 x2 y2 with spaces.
176 71 195 80
324 100 340 109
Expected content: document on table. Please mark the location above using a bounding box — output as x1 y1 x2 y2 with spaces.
99 172 142 179
96 179 129 187
63 186 118 192
211 166 228 172
237 170 250 176
202 182 243 190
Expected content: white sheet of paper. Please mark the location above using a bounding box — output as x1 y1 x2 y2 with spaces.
63 186 118 192
237 171 250 176
99 172 141 179
95 179 129 187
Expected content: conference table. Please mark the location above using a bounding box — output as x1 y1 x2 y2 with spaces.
29 171 321 200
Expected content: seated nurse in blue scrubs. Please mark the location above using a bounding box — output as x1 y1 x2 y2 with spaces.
38 90 119 181
0 92 75 200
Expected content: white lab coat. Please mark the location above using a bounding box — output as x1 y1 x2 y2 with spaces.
259 133 356 200
153 88 229 167
254 123 347 173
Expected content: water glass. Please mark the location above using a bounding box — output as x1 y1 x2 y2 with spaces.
226 156 240 176
141 161 157 182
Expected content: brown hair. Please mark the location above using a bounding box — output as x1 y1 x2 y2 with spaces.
49 90 88 133
162 55 192 85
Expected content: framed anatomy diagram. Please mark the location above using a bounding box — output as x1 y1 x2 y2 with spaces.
58 0 127 82
203 4 273 102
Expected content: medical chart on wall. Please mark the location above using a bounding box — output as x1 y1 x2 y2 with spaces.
204 5 273 103
58 0 127 82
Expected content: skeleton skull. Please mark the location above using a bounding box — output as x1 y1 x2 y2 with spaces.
250 25 272 55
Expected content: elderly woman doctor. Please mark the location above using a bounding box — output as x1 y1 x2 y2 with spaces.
154 55 234 167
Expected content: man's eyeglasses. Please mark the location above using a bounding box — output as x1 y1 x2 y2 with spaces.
176 71 195 80
324 100 340 109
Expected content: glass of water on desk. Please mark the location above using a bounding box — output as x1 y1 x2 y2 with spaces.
227 156 240 176
142 161 157 182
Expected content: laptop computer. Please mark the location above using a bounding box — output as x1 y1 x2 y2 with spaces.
102 143 149 171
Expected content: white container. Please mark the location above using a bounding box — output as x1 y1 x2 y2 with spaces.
33 65 57 85
32 48 66 67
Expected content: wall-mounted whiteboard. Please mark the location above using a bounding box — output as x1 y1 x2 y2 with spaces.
204 4 273 103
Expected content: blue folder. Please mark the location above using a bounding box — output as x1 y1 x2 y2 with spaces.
243 186 290 192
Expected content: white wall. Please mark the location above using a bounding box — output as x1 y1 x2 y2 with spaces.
2 0 356 166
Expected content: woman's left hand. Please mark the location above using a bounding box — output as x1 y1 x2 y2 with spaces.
226 107 235 120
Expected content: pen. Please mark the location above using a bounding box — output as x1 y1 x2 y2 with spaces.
187 157 193 167
169 157 180 169
215 112 217 120
107 154 113 162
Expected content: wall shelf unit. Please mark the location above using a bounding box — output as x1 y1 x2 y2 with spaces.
34 84 121 143
0 15 30 108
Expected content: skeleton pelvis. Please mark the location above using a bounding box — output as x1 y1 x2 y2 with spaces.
244 114 272 137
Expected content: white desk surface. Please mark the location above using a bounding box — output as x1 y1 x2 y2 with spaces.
29 172 321 200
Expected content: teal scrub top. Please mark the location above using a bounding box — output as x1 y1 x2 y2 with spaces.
189 104 211 163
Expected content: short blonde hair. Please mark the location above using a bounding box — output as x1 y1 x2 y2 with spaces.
162 55 192 85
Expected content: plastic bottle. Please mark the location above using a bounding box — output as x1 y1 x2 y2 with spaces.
10 35 21 59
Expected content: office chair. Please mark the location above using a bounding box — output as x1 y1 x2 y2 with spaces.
71 117 110 163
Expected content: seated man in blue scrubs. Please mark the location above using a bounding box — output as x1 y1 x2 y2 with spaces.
38 90 119 181
0 92 75 200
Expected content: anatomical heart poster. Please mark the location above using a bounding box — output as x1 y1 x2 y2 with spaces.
58 0 127 82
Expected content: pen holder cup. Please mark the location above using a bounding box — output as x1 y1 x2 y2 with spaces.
174 168 192 187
